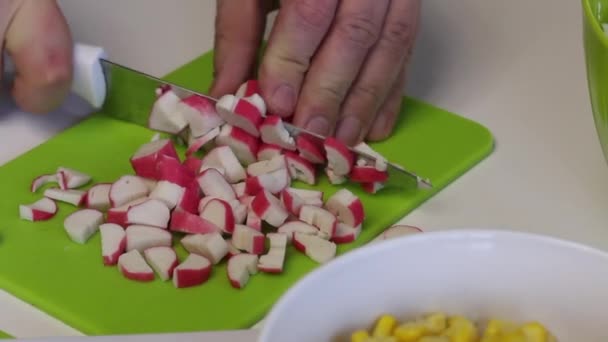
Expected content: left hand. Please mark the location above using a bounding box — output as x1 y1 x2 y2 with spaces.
211 0 421 146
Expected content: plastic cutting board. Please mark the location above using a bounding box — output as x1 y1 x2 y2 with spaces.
0 49 494 335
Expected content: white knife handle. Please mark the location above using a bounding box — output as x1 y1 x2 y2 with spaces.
3 42 108 110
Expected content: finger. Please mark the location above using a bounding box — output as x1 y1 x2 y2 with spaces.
291 0 390 137
367 63 408 142
336 0 421 145
4 0 73 114
209 0 272 98
258 0 339 116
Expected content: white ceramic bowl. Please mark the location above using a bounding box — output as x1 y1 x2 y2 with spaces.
257 229 608 342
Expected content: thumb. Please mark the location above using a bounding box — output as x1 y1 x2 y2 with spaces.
209 0 272 98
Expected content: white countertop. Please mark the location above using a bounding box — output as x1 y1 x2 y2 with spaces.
3 0 608 341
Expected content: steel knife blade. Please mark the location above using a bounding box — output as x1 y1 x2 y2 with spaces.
99 58 433 189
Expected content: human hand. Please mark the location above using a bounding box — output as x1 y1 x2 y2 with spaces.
210 0 420 146
0 0 73 114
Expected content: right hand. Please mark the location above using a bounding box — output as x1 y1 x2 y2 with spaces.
0 0 73 114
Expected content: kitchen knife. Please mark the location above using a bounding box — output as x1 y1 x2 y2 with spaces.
6 43 433 189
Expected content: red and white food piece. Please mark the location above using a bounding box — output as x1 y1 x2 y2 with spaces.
325 167 347 185
216 94 263 137
325 188 365 227
100 223 126 265
257 143 283 161
259 115 296 151
372 225 423 243
299 205 338 239
233 202 248 224
180 232 229 265
280 188 304 216
293 232 337 264
197 168 236 202
284 152 316 185
149 180 185 210
176 181 201 214
239 195 254 207
183 156 202 175
126 199 170 228
199 198 236 234
125 225 172 252
361 182 385 194
130 139 179 179
106 197 148 227
323 137 355 177
349 166 389 184
251 190 289 227
215 124 259 165
118 250 155 282
227 253 258 289
332 223 362 244
86 183 112 211
148 89 188 134
109 175 149 207
64 209 104 244
170 209 220 234
245 168 290 195
141 178 158 193
19 197 57 221
31 174 58 192
246 209 262 231
201 146 246 183
296 135 325 164
232 182 246 198
186 126 220 156
173 253 212 288
177 95 224 138
235 80 260 98
226 239 242 258
258 233 287 273
286 188 323 202
144 246 178 281
243 94 267 116
155 155 194 187
353 142 388 172
44 188 86 206
232 225 265 255
277 221 319 242
57 167 91 189
246 155 287 177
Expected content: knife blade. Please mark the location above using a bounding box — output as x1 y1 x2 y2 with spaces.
99 58 433 189
98 58 433 190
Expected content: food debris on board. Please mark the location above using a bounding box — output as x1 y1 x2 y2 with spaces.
350 312 556 342
18 80 418 290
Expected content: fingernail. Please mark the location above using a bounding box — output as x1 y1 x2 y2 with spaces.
335 117 362 146
369 114 387 139
270 84 296 115
304 116 330 136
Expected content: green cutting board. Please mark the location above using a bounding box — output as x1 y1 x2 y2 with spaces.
0 331 12 339
0 49 493 335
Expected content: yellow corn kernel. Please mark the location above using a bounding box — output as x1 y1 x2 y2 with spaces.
419 337 450 342
351 329 371 342
519 322 548 342
499 331 526 342
479 337 501 342
373 315 398 337
424 313 448 334
393 322 427 342
442 316 478 342
483 319 518 337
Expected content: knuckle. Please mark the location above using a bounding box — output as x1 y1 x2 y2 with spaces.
293 0 334 29
336 14 381 49
381 19 415 48
353 83 383 105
